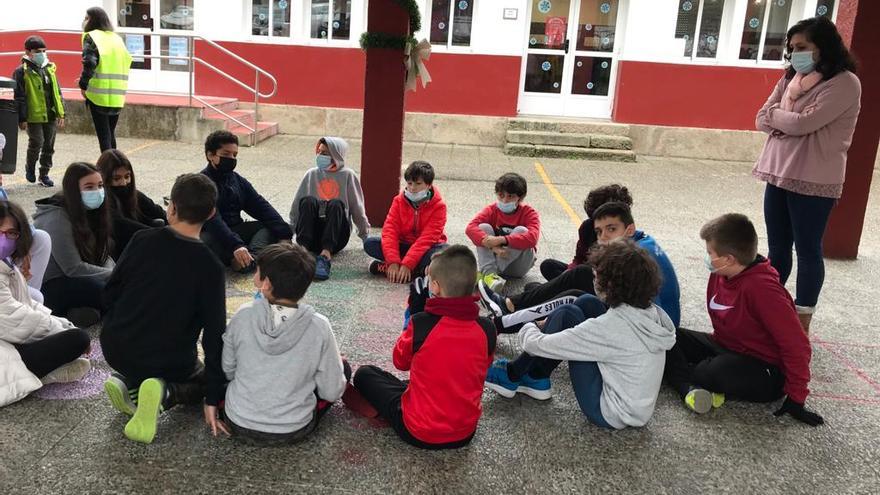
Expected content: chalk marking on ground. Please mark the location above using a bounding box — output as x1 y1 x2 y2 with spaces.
817 341 880 395
534 161 581 228
125 140 162 155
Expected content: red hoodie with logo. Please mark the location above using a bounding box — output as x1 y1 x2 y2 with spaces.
706 256 812 403
381 187 448 271
393 296 496 444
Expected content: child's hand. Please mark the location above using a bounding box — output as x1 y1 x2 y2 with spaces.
203 404 231 437
492 246 508 259
58 118 65 129
398 265 412 284
386 263 400 282
232 247 254 270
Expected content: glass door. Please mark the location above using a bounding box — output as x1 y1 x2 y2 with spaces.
518 0 621 118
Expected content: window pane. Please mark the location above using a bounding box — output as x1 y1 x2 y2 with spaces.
274 0 291 37
761 0 791 61
577 0 618 52
674 0 698 57
696 0 724 58
159 0 194 30
524 54 564 93
161 35 190 72
124 34 151 70
739 0 767 60
571 56 611 96
431 0 451 45
816 0 835 19
331 0 351 39
118 0 153 29
451 0 473 46
528 0 571 50
252 0 270 35
311 0 329 39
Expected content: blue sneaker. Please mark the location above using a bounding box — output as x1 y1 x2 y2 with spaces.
485 359 519 398
315 255 331 281
518 372 552 401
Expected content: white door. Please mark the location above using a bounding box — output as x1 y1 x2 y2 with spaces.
518 0 623 118
116 0 195 94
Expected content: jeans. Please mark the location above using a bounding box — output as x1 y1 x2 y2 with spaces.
201 220 277 267
87 101 120 152
763 183 836 308
25 120 57 175
363 237 447 276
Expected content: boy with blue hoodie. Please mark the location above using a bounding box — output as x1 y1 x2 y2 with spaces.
485 240 676 429
220 242 349 445
289 137 370 281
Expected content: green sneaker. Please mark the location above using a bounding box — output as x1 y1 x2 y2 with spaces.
104 375 137 416
482 272 506 292
124 378 166 444
685 388 713 414
711 392 725 409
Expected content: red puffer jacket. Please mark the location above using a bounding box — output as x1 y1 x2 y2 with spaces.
381 187 448 270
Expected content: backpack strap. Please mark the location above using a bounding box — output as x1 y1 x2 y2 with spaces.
476 316 497 355
411 312 442 354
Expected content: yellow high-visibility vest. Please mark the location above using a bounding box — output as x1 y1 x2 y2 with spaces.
83 30 133 108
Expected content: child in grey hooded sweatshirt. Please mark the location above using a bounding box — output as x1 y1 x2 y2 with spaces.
485 240 676 429
221 242 348 445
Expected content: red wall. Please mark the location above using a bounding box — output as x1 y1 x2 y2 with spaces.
0 32 84 89
612 61 783 130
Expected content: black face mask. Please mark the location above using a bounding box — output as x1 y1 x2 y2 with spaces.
110 184 134 197
215 156 237 173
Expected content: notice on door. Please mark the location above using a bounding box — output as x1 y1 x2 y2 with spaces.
125 34 146 63
545 16 567 49
168 36 188 66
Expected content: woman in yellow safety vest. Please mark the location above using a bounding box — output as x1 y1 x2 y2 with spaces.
78 7 133 153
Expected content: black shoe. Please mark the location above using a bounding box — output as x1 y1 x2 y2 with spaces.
478 280 509 317
38 175 54 187
25 165 36 183
369 260 388 276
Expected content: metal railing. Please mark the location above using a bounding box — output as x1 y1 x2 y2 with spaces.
0 28 277 144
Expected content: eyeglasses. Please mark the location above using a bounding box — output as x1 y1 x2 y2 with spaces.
0 230 21 240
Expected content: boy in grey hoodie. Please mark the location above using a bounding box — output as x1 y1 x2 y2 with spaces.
289 137 370 281
485 240 676 429
221 242 349 445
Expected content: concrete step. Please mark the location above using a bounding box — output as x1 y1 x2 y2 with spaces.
204 109 257 131
231 121 280 146
504 143 636 162
200 98 241 118
506 130 632 150
509 117 631 137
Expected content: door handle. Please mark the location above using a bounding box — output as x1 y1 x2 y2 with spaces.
149 18 155 32
564 39 570 54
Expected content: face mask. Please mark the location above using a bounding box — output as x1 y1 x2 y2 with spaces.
316 154 333 171
704 252 719 273
111 184 133 197
0 187 8 202
215 156 237 173
81 188 105 210
790 51 816 75
497 200 517 214
0 235 16 260
404 188 429 203
32 52 47 67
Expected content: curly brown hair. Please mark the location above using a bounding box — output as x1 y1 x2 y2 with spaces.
583 184 633 218
589 240 661 309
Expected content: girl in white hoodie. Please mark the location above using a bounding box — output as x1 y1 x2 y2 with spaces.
0 200 91 408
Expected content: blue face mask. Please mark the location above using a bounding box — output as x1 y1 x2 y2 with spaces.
32 52 47 66
81 188 105 210
704 252 718 273
316 154 333 171
404 188 429 203
497 200 517 214
790 51 816 75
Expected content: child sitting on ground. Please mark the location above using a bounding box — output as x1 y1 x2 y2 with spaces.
664 214 823 426
221 242 349 445
364 161 447 283
289 137 370 281
485 240 676 429
465 173 540 292
100 173 227 444
352 245 496 449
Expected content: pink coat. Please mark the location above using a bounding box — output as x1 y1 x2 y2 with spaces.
753 71 861 198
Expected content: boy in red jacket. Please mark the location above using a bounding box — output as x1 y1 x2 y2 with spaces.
664 214 823 426
364 161 447 283
466 173 540 292
353 245 496 449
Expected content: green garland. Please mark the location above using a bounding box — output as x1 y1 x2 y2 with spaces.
359 0 421 51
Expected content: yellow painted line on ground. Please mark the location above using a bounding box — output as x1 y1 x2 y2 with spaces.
124 140 162 156
534 161 582 228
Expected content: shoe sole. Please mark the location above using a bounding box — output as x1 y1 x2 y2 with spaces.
104 377 136 416
478 281 503 316
489 278 506 292
687 389 713 414
485 381 518 399
517 385 552 401
124 379 164 444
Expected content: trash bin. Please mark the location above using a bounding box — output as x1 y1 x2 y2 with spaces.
0 76 18 174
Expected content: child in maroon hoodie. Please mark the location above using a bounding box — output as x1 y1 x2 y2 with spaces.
664 214 823 426
364 161 448 284
466 173 540 292
353 245 496 449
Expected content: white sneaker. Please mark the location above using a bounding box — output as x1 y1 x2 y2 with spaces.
41 358 91 385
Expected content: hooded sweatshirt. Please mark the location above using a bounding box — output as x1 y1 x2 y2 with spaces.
381 187 448 270
519 303 676 429
222 299 346 434
32 196 114 284
288 137 370 240
706 256 811 403
633 230 681 329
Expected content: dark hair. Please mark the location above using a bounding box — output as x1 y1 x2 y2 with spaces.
204 130 238 158
84 7 114 32
24 36 46 51
60 162 112 265
590 240 661 309
170 173 217 224
699 213 758 266
404 161 435 185
495 173 527 198
0 200 35 263
256 242 316 301
592 201 634 226
429 244 477 298
584 184 633 218
786 16 857 80
96 149 138 219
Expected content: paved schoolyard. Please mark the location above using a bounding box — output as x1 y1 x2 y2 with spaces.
1 132 879 494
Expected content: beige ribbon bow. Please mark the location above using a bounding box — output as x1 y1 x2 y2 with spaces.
404 38 432 92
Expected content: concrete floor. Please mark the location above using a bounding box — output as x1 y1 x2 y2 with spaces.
2 133 880 494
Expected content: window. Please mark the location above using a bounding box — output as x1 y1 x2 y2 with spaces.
816 0 835 19
674 0 725 58
310 0 352 40
739 0 792 62
430 0 474 47
159 0 195 30
252 0 291 37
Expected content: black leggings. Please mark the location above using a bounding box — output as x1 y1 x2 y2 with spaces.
41 276 106 318
14 328 90 378
664 328 785 402
87 101 120 152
